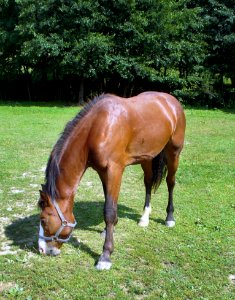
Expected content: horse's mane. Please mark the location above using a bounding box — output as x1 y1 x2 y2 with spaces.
44 94 108 200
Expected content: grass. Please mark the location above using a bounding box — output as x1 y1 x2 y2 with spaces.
0 102 234 299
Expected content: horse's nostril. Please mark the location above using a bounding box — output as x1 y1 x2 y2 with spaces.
39 247 45 254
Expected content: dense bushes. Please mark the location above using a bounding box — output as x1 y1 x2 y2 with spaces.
0 0 234 107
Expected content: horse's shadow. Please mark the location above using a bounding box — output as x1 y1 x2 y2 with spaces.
4 201 164 258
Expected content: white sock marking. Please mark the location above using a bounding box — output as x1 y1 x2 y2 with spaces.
138 205 151 227
96 261 112 270
165 220 175 227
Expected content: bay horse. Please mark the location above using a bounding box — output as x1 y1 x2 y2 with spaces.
38 91 186 270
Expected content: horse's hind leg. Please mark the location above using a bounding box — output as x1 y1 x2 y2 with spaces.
138 160 153 227
164 144 182 227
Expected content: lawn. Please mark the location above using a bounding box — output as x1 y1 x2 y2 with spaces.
0 102 234 299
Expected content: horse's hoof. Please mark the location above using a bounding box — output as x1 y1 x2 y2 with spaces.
165 220 175 227
96 261 112 270
138 219 149 227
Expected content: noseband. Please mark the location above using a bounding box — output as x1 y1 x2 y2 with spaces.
39 200 77 243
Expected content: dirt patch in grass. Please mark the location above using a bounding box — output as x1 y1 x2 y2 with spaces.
0 282 15 292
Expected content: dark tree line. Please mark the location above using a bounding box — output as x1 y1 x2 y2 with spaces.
0 0 234 107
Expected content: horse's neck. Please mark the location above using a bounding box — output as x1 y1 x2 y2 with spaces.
57 121 90 200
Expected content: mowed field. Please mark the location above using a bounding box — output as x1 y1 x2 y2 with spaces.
0 102 234 299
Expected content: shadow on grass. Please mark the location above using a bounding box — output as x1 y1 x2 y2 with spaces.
5 201 165 259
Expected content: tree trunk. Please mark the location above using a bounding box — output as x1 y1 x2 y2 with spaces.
27 83 32 101
78 77 84 104
129 83 135 97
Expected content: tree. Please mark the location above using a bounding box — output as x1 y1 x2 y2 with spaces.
15 0 112 101
189 0 235 106
0 0 234 106
0 0 20 80
204 0 235 105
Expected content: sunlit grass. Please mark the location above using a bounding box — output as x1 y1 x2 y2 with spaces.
0 103 234 299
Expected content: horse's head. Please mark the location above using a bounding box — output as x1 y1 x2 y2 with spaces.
38 187 77 256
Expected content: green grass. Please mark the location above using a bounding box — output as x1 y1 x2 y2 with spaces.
0 103 234 299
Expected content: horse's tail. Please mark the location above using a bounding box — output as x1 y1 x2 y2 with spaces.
151 150 167 192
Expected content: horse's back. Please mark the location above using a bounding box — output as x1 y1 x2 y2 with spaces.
131 91 184 123
87 92 185 167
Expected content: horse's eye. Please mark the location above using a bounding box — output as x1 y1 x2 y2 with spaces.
41 219 46 226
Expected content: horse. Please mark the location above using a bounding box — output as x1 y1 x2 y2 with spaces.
38 91 186 270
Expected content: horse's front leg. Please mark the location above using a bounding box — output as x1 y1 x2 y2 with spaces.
96 164 123 270
96 198 117 270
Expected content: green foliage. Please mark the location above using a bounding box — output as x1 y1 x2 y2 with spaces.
0 0 234 106
203 0 235 76
199 0 235 106
0 0 21 79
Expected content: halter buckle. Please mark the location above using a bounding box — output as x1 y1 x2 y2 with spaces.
62 220 68 227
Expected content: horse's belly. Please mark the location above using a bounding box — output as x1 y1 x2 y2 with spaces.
125 124 171 164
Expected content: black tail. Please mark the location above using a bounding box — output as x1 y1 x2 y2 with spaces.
152 150 167 192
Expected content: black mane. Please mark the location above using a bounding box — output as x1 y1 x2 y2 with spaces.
44 94 108 199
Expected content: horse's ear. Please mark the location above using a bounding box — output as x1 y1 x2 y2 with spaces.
38 190 50 209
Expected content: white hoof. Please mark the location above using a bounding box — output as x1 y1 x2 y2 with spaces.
96 261 112 271
165 220 175 227
138 218 149 227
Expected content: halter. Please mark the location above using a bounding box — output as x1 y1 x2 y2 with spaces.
39 200 77 243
